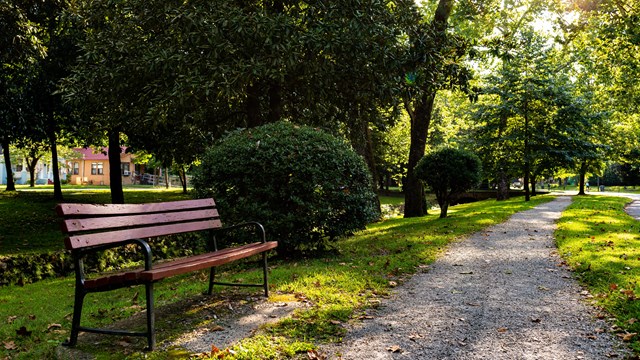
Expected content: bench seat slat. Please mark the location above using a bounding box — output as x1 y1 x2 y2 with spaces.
65 220 222 250
63 209 220 233
56 198 216 217
83 242 278 290
138 241 278 282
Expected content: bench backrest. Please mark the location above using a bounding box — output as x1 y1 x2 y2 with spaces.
56 198 221 250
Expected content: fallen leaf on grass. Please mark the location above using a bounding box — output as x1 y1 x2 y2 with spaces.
3 341 16 350
28 315 36 320
497 327 508 333
628 318 638 325
409 333 423 341
307 350 327 359
46 323 62 332
6 316 17 324
388 281 398 287
358 315 375 320
619 332 637 342
610 283 619 291
210 325 224 332
387 345 402 353
329 320 342 325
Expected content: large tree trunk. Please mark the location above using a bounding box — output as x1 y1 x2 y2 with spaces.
2 140 16 191
403 0 454 218
404 93 436 217
496 169 510 201
578 161 587 195
108 129 124 204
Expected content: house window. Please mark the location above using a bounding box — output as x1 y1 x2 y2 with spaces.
121 162 131 176
91 162 104 175
73 162 79 175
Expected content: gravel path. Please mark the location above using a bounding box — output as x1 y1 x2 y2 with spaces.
325 196 631 359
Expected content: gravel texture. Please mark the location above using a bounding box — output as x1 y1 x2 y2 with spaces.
166 299 303 352
324 196 631 359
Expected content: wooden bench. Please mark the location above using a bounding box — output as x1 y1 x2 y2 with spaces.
56 198 277 350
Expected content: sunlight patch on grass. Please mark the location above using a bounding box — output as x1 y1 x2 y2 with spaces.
556 196 640 353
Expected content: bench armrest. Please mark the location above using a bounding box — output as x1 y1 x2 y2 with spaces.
76 238 154 271
211 222 266 251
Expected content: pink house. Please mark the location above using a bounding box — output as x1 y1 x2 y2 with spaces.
66 147 135 186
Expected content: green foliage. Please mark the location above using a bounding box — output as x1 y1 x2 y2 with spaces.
414 148 482 218
556 196 640 353
193 122 379 255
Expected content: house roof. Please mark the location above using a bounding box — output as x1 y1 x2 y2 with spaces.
72 147 129 160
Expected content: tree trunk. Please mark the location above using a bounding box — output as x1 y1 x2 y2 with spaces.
524 168 530 201
179 166 187 193
165 168 169 189
404 93 436 217
530 177 536 196
496 169 510 201
578 161 586 195
439 201 449 218
27 157 38 187
108 129 124 204
348 113 381 214
2 140 16 191
403 0 454 217
48 118 63 200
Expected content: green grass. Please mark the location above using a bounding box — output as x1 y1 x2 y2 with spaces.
556 195 640 352
0 194 554 359
0 189 191 255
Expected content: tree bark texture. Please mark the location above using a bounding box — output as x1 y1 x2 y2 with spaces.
496 170 510 201
403 0 454 217
108 129 124 204
578 161 586 195
2 140 16 191
404 92 436 217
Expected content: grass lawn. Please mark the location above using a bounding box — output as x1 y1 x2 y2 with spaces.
556 195 640 352
0 188 191 255
0 191 554 359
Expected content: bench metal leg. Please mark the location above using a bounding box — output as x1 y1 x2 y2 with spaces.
207 267 216 295
262 252 269 297
145 282 155 351
63 287 86 347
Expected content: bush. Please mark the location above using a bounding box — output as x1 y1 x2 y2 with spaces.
414 148 482 218
193 122 379 255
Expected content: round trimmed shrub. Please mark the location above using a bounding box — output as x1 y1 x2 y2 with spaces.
414 148 482 218
193 122 380 255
